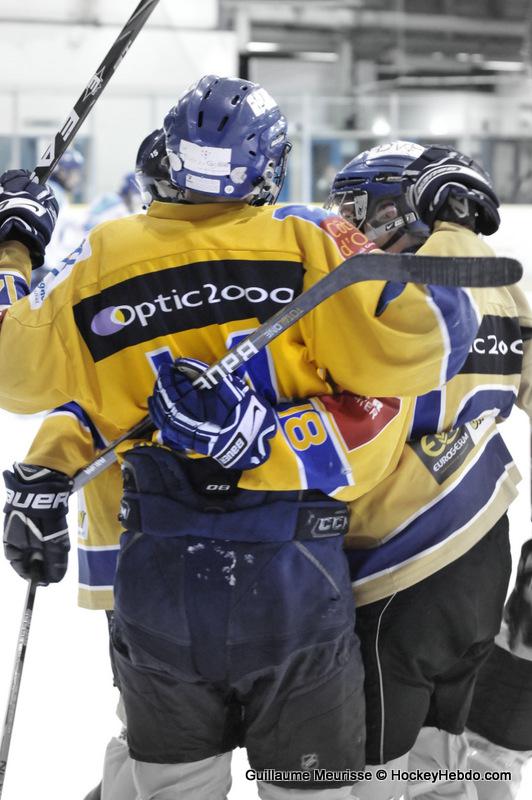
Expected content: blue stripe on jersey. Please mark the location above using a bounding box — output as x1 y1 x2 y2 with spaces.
277 401 351 493
410 390 443 439
78 546 119 587
346 433 512 583
454 387 517 427
0 272 29 305
428 286 477 381
51 401 106 450
375 281 406 315
273 204 330 228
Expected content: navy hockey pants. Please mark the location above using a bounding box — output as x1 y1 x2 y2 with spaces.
111 447 366 790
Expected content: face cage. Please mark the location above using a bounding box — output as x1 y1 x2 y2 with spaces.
325 188 368 226
327 186 425 245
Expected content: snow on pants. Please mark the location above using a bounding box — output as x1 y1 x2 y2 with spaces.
111 447 366 793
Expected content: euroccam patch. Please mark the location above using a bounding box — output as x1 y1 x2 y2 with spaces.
29 237 92 310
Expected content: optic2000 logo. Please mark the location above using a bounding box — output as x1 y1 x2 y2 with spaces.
90 282 295 336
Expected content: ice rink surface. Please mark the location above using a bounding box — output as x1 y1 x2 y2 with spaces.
0 407 530 799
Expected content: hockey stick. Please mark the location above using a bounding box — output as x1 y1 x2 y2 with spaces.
31 0 160 184
71 252 523 492
0 565 40 796
0 4 160 791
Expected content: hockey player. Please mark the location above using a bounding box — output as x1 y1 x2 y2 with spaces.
0 77 481 800
38 147 86 283
84 171 142 232
49 147 85 206
1 131 179 800
325 141 532 800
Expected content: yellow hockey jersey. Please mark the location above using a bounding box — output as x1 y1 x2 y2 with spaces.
0 204 483 613
2 210 481 607
345 222 532 605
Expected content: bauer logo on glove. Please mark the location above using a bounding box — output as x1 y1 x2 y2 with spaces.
3 463 72 585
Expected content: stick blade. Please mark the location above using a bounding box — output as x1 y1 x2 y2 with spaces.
364 254 523 288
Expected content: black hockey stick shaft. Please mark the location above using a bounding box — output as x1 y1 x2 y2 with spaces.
31 0 160 184
193 254 522 390
71 252 523 492
0 567 40 796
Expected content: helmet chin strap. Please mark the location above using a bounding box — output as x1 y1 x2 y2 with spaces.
365 197 425 250
365 217 408 250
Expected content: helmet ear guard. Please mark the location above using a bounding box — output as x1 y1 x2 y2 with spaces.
403 144 500 235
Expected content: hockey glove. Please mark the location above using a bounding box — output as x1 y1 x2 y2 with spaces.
148 357 277 470
404 145 500 235
3 463 72 585
0 169 59 267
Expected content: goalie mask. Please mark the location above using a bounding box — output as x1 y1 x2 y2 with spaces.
325 141 430 251
163 75 291 205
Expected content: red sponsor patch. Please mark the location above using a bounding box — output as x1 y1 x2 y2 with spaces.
320 393 401 450
320 215 378 259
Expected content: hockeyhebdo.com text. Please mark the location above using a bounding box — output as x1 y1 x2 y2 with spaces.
245 768 513 784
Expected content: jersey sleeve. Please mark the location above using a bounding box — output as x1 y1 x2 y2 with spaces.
0 241 31 308
291 212 479 398
0 237 98 414
238 391 414 500
24 401 105 476
22 401 123 612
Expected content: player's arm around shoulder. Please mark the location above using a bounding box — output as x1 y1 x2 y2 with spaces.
290 211 479 398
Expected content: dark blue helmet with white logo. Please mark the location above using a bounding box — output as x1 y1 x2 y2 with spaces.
163 75 291 205
326 140 430 250
135 128 179 205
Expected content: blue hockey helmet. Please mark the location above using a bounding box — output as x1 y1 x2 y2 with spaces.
163 75 291 204
52 147 84 191
325 140 430 250
135 128 179 205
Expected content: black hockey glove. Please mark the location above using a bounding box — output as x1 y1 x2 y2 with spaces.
3 463 72 585
0 169 59 267
404 145 500 235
